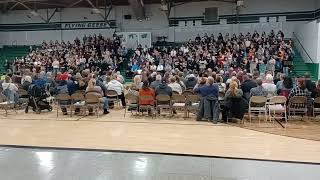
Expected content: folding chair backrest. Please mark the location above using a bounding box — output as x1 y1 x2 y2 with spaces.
289 96 307 107
106 90 118 97
139 95 155 106
186 95 200 103
75 90 86 95
172 91 180 95
250 96 267 106
172 94 186 102
314 97 320 105
156 94 171 102
125 93 138 103
139 95 154 102
85 93 100 104
56 93 71 102
269 96 287 104
182 90 194 96
71 93 85 101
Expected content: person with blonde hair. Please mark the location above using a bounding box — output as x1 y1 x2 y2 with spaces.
222 80 247 122
225 80 243 99
86 78 110 115
133 75 143 89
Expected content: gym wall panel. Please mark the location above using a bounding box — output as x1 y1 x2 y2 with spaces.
294 20 319 63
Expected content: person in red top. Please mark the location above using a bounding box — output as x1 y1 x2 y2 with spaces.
139 81 155 106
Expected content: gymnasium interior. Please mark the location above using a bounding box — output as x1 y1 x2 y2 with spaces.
0 0 320 179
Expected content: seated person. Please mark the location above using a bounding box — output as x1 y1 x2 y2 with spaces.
86 78 110 115
250 78 268 97
262 74 277 96
155 79 172 96
139 81 155 106
168 76 183 94
22 76 32 91
150 75 162 89
2 76 19 102
223 80 247 121
55 79 70 115
106 74 126 107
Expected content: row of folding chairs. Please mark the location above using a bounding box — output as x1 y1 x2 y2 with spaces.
248 96 314 124
0 88 30 116
124 93 200 118
55 92 104 117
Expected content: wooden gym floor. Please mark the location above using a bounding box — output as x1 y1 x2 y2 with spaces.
0 108 320 164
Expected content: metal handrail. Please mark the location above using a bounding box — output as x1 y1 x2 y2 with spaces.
292 32 314 64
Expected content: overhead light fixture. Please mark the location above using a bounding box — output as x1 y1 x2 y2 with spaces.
30 10 39 16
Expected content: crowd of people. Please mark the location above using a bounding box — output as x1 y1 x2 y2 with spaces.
127 30 294 78
11 33 128 76
0 30 319 122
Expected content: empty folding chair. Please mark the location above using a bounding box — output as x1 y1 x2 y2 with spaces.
182 90 194 96
268 96 287 124
288 96 308 120
248 96 268 123
171 94 187 117
186 95 200 118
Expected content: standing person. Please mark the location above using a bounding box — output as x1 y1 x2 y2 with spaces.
52 58 60 75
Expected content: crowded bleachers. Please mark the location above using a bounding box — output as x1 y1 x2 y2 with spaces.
0 30 319 124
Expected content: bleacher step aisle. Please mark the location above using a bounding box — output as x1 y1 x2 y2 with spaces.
289 47 317 81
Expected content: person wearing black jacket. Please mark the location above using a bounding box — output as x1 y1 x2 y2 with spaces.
241 74 257 100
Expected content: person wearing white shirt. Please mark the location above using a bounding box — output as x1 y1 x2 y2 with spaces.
262 74 277 96
106 74 126 107
52 59 60 74
2 76 18 102
170 49 177 57
168 77 182 94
